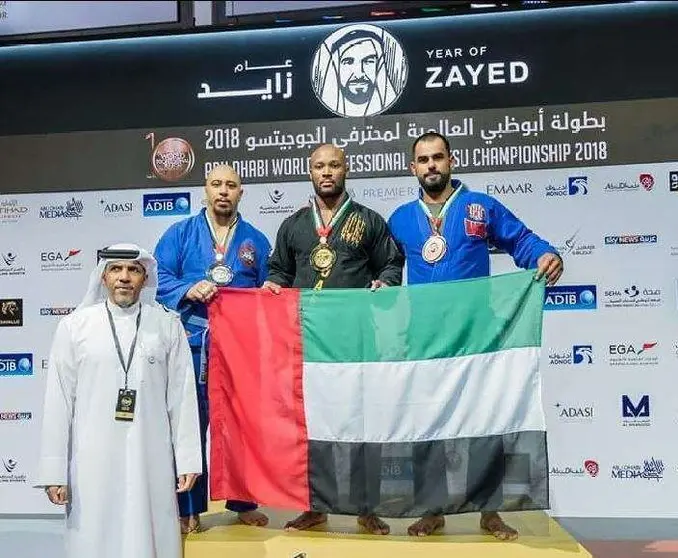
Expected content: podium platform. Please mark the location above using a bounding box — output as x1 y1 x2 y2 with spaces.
183 502 592 558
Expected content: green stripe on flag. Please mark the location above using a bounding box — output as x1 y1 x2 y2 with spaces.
301 270 545 363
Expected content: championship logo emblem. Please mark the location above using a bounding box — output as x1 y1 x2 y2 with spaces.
310 24 408 118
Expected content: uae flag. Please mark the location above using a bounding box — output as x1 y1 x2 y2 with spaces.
208 270 549 517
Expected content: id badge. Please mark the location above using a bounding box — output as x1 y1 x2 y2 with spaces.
115 389 137 422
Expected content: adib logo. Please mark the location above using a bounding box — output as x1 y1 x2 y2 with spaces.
0 353 33 377
143 193 191 217
544 285 597 311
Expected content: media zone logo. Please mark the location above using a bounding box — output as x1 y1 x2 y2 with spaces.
143 193 191 217
0 353 33 377
310 24 409 117
544 285 596 311
622 394 650 427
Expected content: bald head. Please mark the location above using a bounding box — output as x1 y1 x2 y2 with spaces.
309 144 348 201
205 164 242 223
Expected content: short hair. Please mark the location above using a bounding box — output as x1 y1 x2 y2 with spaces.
412 132 450 157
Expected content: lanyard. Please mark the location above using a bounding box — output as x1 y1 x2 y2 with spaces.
205 212 239 259
106 301 142 390
310 194 352 241
417 186 462 234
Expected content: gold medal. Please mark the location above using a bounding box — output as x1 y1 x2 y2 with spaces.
310 244 336 272
422 235 447 264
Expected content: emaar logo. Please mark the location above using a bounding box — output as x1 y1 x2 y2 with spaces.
0 353 33 376
142 193 191 217
545 285 597 311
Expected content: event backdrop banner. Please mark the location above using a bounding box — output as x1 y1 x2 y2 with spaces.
0 1 677 517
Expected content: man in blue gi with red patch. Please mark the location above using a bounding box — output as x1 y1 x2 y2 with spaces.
154 164 271 533
388 132 563 541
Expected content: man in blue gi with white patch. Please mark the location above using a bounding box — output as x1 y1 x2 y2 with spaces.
388 132 563 540
154 164 271 534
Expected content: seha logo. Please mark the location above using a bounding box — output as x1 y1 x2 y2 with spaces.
311 24 408 117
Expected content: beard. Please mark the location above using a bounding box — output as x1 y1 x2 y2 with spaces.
312 179 345 201
340 78 375 105
417 170 450 195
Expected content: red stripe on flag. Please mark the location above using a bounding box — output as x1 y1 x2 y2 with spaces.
207 288 310 510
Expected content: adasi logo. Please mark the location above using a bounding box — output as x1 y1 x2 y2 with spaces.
143 193 191 217
311 24 408 118
100 198 134 217
0 299 23 327
544 285 596 311
555 402 594 421
0 353 33 377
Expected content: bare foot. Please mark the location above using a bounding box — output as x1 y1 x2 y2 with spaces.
357 514 390 535
480 512 518 541
238 510 269 527
284 511 327 531
180 514 201 534
407 514 445 537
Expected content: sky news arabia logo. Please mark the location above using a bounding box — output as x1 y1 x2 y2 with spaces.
143 192 191 217
40 249 82 272
604 234 657 245
550 459 599 477
558 230 595 257
670 171 678 192
603 285 661 309
39 197 84 219
0 354 33 377
544 285 596 311
621 394 651 427
0 412 32 421
0 198 29 224
608 342 658 367
0 458 26 484
544 176 588 197
40 306 76 317
611 458 663 481
554 402 594 421
259 188 295 216
0 299 23 327
548 344 593 365
0 251 26 277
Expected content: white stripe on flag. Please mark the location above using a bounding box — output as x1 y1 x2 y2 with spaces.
303 347 545 443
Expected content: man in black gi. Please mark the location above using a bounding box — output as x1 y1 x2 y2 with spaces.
263 143 404 534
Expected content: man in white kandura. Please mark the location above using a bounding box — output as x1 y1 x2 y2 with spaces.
34 243 202 558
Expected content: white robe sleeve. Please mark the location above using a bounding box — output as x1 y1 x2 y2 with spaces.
166 316 202 476
34 318 77 488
